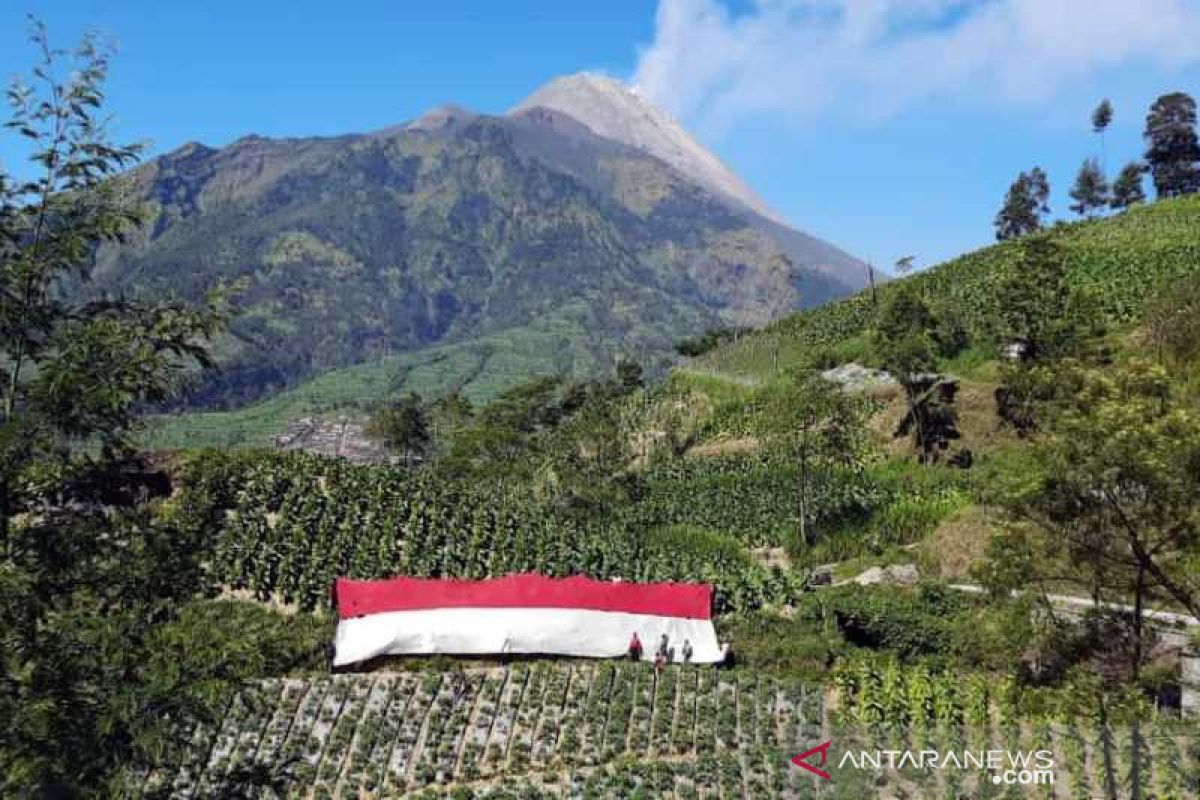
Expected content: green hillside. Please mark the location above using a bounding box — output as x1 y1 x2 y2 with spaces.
694 194 1200 382
170 195 1200 592
625 195 1200 579
142 315 641 449
70 186 1200 800
144 195 1200 451
11 20 1200 800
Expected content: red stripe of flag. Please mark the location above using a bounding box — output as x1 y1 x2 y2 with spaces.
335 574 713 620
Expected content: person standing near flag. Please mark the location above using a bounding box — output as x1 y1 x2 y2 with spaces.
628 632 643 661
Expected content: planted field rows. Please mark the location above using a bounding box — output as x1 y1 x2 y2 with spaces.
833 663 1200 800
144 663 823 799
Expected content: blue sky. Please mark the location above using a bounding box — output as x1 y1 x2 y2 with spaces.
3 0 1199 270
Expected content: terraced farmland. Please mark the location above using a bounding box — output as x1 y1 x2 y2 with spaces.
143 661 1199 799
146 663 822 799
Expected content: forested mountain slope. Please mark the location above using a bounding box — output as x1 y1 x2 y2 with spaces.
95 79 863 412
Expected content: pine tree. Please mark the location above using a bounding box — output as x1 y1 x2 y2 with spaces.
1092 99 1114 171
1028 166 1051 214
994 169 1049 240
1092 98 1113 133
1143 92 1200 198
1068 157 1109 217
1110 162 1147 210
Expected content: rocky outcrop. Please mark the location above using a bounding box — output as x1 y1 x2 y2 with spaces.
273 417 392 465
820 363 898 393
853 563 920 586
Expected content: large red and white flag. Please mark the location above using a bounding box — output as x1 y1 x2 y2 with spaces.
333 574 723 666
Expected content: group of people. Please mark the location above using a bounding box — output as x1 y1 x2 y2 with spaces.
627 632 729 672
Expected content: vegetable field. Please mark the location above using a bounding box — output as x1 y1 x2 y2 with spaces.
141 660 1198 799
181 451 800 613
831 660 1200 800
143 663 822 799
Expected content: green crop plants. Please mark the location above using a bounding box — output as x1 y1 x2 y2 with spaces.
177 449 800 614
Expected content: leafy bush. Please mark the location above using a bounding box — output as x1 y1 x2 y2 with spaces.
817 583 971 660
786 460 969 565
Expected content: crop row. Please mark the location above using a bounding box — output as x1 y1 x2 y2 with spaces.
832 659 1200 799
142 663 821 799
179 450 801 612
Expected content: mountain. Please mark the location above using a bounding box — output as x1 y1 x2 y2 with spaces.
513 72 778 221
97 74 866 410
511 73 862 288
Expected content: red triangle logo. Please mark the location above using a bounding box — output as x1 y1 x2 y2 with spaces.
791 740 833 781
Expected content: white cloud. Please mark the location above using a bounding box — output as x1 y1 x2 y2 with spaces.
633 0 1200 132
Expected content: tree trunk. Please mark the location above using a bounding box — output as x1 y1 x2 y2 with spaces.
1098 694 1119 800
797 442 810 547
1132 565 1145 682
1130 719 1145 800
903 384 926 463
0 476 8 557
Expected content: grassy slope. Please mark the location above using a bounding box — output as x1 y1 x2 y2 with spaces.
640 197 1200 576
694 195 1200 381
142 315 639 449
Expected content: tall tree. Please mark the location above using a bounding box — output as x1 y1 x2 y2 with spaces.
994 168 1050 240
1110 162 1147 210
1092 98 1114 171
1143 92 1200 198
996 237 1100 365
993 236 1103 434
366 392 431 467
1069 157 1109 218
873 287 959 463
995 174 1037 241
1 22 224 530
2 21 230 795
987 361 1200 677
755 375 867 547
1028 166 1051 215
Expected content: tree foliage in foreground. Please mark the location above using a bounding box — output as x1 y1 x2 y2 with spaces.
982 361 1200 682
1 22 232 796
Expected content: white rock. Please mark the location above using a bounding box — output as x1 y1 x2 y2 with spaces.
820 363 898 393
852 564 919 586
